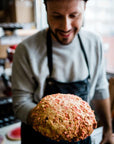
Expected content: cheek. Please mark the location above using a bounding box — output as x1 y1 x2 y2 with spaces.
47 17 57 30
72 20 82 30
74 16 84 28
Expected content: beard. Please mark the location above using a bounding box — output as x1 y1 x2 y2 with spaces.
49 27 77 45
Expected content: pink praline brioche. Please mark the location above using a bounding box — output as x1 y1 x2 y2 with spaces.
31 93 97 142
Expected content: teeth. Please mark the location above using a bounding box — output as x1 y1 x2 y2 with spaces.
60 33 70 36
63 34 69 36
61 33 69 35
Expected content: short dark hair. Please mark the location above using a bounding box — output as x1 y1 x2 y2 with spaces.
44 0 88 5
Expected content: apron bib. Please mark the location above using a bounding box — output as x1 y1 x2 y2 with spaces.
21 29 91 144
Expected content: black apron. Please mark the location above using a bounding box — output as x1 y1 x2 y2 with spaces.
21 30 91 144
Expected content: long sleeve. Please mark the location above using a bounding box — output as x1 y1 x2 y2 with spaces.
12 43 36 123
93 38 109 100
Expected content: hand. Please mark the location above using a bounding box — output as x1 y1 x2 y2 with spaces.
27 108 35 126
100 131 114 144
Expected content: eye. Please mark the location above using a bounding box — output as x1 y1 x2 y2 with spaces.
70 13 80 18
52 15 62 19
70 14 76 18
55 16 61 18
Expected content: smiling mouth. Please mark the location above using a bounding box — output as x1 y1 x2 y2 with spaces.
59 30 72 38
60 33 71 38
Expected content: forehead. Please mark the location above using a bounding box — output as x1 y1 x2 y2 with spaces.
46 0 85 14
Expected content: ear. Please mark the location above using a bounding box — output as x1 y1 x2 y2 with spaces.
84 2 87 10
44 3 47 11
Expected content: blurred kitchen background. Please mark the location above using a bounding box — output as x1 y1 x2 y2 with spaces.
0 0 114 143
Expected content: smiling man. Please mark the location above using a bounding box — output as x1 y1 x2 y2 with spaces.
46 0 86 45
12 0 113 144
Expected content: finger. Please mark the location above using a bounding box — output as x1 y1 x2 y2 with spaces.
100 138 106 144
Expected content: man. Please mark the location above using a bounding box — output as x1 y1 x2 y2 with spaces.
12 0 113 143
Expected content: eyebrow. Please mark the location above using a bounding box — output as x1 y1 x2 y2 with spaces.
52 11 79 15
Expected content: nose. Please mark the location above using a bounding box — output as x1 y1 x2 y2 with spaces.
61 17 72 32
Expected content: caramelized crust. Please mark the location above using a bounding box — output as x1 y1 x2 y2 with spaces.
31 93 97 142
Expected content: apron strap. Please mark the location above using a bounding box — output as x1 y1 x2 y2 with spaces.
78 34 90 79
46 30 90 79
47 29 53 76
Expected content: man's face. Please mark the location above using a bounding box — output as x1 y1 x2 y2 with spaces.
46 0 86 45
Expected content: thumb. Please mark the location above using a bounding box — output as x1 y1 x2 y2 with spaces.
100 138 112 144
100 136 107 144
100 140 104 144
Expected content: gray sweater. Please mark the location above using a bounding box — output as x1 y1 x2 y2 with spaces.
12 28 109 123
